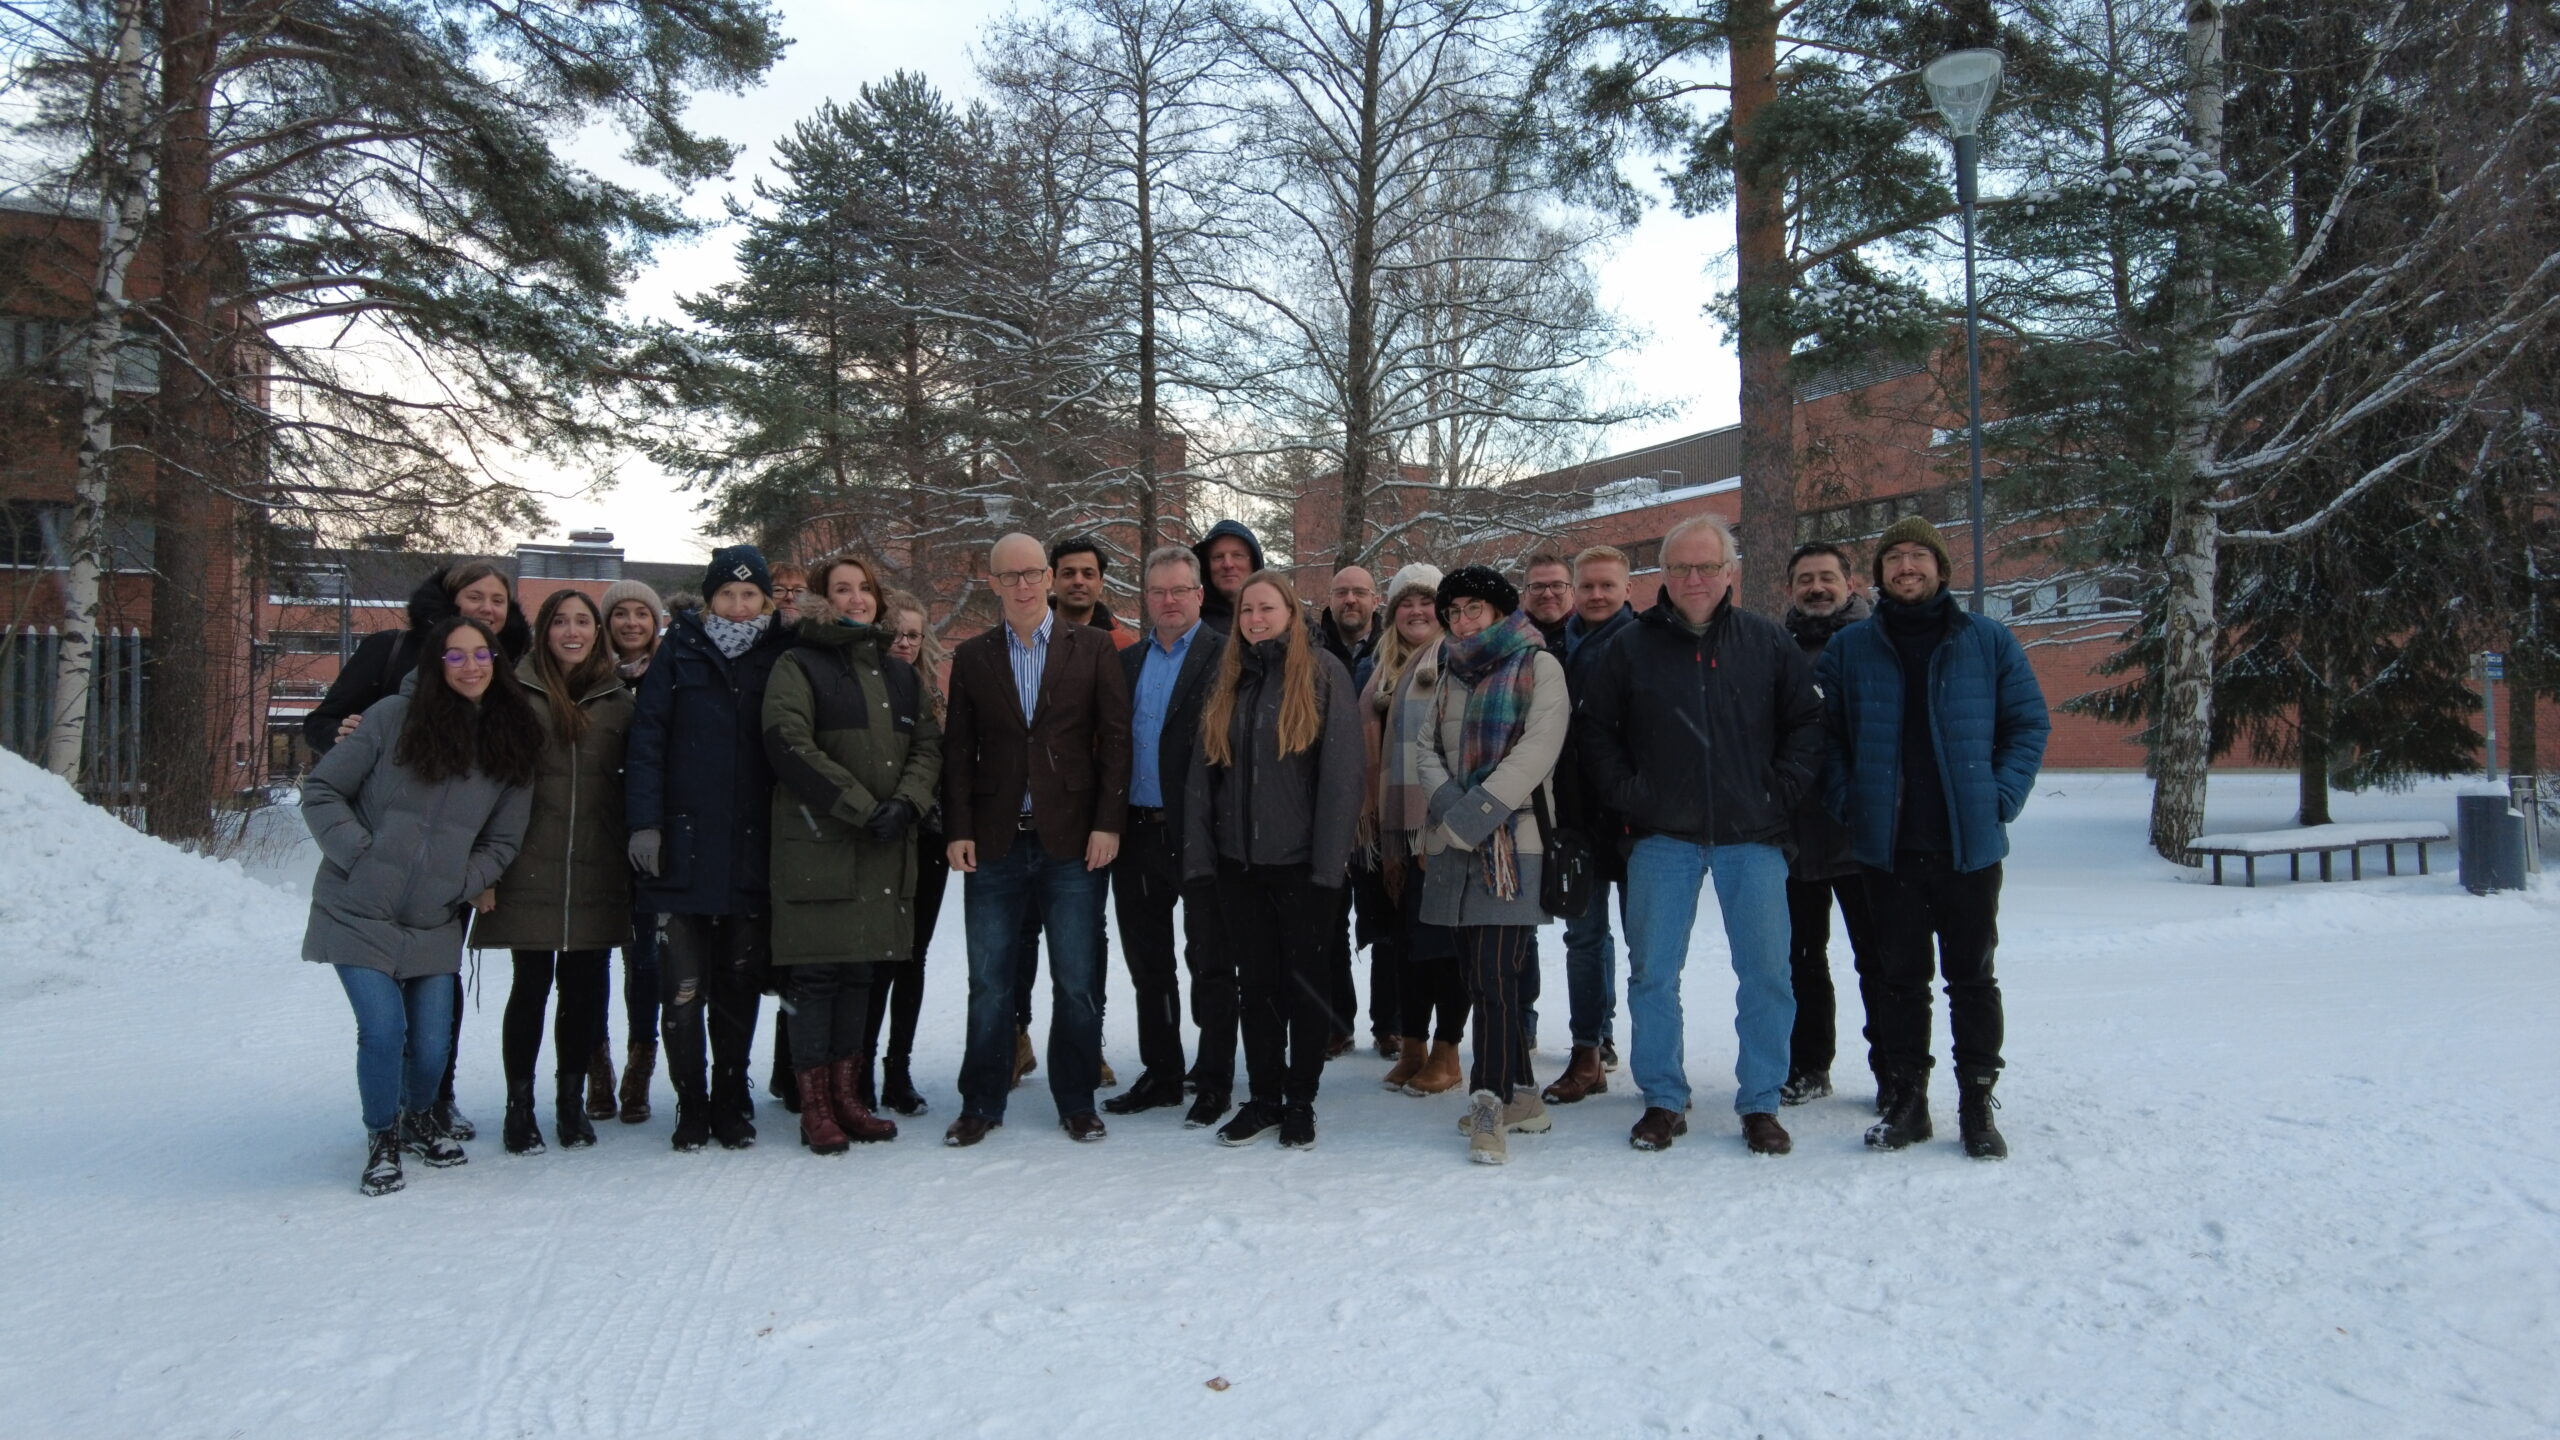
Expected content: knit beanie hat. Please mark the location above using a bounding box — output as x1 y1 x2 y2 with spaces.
1434 564 1519 627
1874 515 1952 582
703 544 774 599
1383 561 1445 613
597 578 666 626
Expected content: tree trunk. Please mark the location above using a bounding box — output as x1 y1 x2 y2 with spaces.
1334 0 1386 570
46 0 151 783
2296 672 2331 826
2508 656 2539 778
1727 0 1795 610
2149 0 2227 863
1133 89 1162 548
142 0 222 842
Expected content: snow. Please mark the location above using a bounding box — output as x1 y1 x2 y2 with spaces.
2188 819 2452 853
2 757 2555 1437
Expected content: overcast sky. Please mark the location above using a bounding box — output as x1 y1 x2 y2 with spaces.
546 0 1742 563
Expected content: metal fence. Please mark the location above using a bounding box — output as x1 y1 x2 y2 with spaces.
0 626 147 802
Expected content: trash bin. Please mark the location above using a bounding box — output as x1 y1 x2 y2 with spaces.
2458 790 2527 894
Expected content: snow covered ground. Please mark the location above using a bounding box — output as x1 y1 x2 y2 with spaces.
2 755 2554 1438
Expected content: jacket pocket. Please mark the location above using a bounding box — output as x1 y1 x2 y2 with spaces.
772 828 862 902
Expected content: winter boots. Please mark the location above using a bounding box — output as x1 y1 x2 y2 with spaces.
1467 1090 1507 1165
1865 1068 1934 1150
670 1081 712 1153
1742 1112 1793 1155
398 1107 467 1168
709 1066 757 1150
1012 1027 1038 1087
586 1042 618 1120
555 1074 597 1149
827 1057 899 1143
618 1040 656 1124
1380 1036 1429 1090
1458 1090 1552 1136
880 1056 927 1117
361 1128 405 1196
1780 1070 1831 1106
1400 1040 1463 1096
503 1081 546 1155
797 1066 850 1154
1957 1069 2008 1159
1540 1045 1608 1104
431 1097 475 1143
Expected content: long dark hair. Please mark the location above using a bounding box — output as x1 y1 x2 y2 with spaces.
395 616 543 786
530 589 615 744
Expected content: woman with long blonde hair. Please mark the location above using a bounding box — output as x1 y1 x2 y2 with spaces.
1361 563 1470 1096
1181 571 1363 1149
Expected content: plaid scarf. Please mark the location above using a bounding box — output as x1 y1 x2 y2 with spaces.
1440 610 1543 899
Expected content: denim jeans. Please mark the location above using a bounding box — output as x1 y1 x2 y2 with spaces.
960 838 1108 1123
1563 876 1621 1048
1620 837 1794 1116
336 966 458 1134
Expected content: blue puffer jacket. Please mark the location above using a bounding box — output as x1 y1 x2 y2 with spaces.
625 610 794 915
1816 600 2050 873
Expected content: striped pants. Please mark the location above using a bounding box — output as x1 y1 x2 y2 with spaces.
1461 924 1541 1103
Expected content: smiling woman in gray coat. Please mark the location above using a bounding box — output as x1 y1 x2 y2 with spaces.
302 615 538 1196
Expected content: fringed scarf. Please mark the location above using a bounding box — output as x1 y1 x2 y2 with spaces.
1440 610 1543 900
1371 643 1443 897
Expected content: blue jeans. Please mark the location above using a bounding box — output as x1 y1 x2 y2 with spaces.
1620 837 1793 1116
336 966 458 1134
960 838 1107 1123
1563 876 1621 1047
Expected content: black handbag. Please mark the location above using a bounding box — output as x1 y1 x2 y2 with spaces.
1530 784 1598 921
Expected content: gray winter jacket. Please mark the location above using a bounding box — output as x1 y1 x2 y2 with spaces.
1416 648 1569 928
301 694 534 979
1183 639 1365 888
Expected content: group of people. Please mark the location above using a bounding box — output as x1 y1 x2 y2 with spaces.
297 509 2049 1195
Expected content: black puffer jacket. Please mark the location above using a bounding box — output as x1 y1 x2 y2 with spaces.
1573 591 1824 853
303 568 533 755
1182 639 1365 888
624 609 794 916
1783 593 1870 880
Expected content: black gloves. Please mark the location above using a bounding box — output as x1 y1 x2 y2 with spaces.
863 798 918 844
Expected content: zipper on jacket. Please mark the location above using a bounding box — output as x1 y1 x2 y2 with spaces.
560 732 579 951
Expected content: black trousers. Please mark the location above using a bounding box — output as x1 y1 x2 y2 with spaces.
1218 862 1334 1109
502 949 609 1087
1389 860 1467 1044
1460 924 1540 1102
1352 863 1400 1039
862 828 947 1066
785 962 874 1068
1785 873 1880 1079
1323 880 1357 1038
659 912 767 1102
1111 813 1236 1091
1860 855 2004 1075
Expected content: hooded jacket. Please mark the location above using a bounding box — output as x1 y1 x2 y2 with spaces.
1191 519 1268 631
624 607 795 916
467 657 635 952
303 567 533 756
300 694 533 978
762 617 943 967
1183 639 1365 888
1573 591 1824 852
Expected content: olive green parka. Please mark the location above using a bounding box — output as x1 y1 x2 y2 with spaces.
469 657 635 952
761 617 943 967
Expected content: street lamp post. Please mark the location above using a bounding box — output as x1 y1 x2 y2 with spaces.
1923 47 2004 616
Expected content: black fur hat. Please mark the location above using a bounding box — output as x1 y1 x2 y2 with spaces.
1434 565 1519 627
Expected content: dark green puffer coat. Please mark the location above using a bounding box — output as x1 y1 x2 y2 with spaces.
470 657 635 952
761 617 943 967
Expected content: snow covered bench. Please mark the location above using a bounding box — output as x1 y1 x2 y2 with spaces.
2185 822 2451 886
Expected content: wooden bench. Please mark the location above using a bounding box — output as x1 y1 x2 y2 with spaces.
2186 822 2452 887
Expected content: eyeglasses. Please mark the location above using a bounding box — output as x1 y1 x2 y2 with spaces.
1448 599 1496 620
1522 581 1571 595
991 567 1049 589
441 648 494 666
1145 585 1201 601
1665 562 1730 582
890 630 925 647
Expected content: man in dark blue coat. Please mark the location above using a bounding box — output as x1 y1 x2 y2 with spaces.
625 545 796 1152
1818 515 2049 1159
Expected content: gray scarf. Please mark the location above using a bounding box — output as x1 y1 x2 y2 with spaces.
701 611 770 660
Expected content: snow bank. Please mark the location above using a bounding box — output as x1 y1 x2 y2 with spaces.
0 749 302 995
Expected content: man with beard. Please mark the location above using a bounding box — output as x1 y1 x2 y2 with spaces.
1776 542 1878 1107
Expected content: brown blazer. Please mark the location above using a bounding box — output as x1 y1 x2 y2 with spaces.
942 615 1134 866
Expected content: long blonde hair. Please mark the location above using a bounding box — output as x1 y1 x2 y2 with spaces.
1200 572 1320 765
882 588 948 725
1369 589 1443 688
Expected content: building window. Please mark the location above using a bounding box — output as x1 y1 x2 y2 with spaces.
1624 539 1662 572
271 630 349 655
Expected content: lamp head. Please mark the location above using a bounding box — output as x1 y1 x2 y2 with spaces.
1923 48 2004 137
